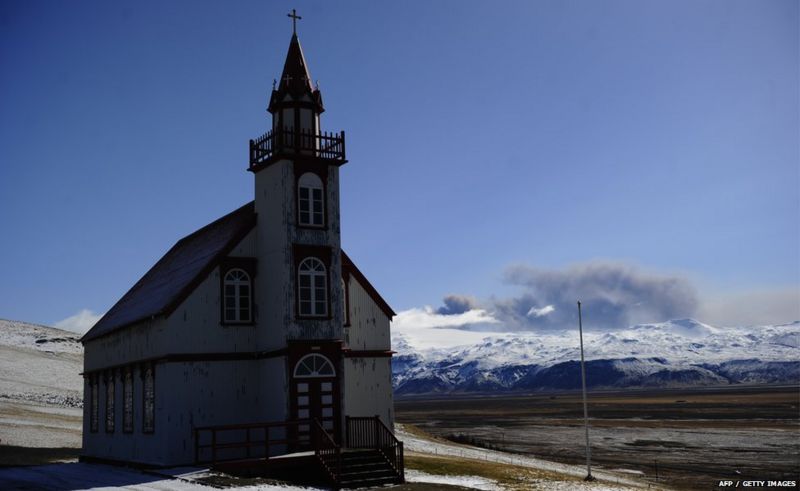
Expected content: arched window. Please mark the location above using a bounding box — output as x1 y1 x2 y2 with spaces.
298 258 327 317
293 354 336 378
298 173 324 226
223 269 252 323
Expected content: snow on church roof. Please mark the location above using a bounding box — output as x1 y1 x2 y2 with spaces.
82 201 394 343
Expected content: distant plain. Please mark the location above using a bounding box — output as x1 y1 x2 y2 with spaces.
395 385 800 490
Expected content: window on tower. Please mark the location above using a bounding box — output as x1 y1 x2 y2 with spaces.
298 257 327 317
223 268 252 323
298 173 324 227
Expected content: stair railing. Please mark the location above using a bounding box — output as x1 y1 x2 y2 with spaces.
194 419 312 466
345 415 404 483
313 419 342 487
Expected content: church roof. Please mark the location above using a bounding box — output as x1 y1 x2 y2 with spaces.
281 33 314 94
82 201 394 343
82 202 257 343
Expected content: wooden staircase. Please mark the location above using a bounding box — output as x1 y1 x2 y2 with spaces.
194 415 404 489
338 449 403 488
315 416 405 489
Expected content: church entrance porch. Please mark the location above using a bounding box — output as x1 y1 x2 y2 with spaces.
292 354 338 442
288 341 342 444
194 415 404 488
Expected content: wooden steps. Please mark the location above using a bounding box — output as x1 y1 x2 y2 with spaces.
337 449 404 488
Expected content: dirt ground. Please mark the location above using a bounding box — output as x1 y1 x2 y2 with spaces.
0 401 82 451
395 385 800 490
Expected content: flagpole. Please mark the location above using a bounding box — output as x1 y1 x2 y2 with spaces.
578 300 594 481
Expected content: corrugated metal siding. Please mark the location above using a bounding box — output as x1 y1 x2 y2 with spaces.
345 275 390 351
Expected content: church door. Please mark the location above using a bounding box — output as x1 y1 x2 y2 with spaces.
291 354 340 445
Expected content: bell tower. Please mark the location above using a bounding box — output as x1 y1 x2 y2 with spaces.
249 19 348 352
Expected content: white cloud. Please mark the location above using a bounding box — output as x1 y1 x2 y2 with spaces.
393 306 499 331
527 305 555 318
54 309 103 334
392 306 503 349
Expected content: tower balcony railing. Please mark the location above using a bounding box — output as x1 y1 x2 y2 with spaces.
249 126 346 169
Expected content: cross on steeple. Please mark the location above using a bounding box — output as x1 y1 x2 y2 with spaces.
287 9 302 35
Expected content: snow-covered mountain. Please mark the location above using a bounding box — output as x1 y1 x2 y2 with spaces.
392 319 800 394
0 319 83 407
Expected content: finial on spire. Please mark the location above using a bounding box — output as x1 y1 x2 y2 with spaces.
287 9 302 35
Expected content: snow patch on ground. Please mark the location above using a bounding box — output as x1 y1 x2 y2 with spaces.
405 469 500 490
396 425 649 489
0 463 325 490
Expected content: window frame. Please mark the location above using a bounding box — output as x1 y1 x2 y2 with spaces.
105 370 115 433
297 172 325 228
293 353 337 378
292 245 332 320
298 257 328 317
90 373 99 433
122 366 134 433
142 363 155 434
219 258 257 326
222 268 252 324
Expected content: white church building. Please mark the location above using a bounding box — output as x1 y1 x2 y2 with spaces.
80 20 402 487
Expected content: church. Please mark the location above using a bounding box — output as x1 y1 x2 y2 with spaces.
80 15 402 487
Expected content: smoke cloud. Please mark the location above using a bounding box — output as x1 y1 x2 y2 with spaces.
492 261 700 331
437 294 480 315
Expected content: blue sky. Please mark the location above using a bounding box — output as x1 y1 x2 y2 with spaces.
1 1 798 332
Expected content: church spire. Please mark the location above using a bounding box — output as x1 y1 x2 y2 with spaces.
251 14 345 171
268 29 324 114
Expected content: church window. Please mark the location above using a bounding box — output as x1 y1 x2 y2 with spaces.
223 269 252 323
298 173 324 226
143 363 155 433
293 354 336 378
298 258 327 316
90 374 99 433
123 367 133 433
105 370 115 433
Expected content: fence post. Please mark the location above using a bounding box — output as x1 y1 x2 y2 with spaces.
345 416 350 448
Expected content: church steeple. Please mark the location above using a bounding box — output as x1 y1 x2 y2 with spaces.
268 32 324 118
268 33 324 114
250 23 345 172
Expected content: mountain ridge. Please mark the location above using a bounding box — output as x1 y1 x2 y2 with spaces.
392 318 800 395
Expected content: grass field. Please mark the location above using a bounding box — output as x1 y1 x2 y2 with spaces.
395 385 800 490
